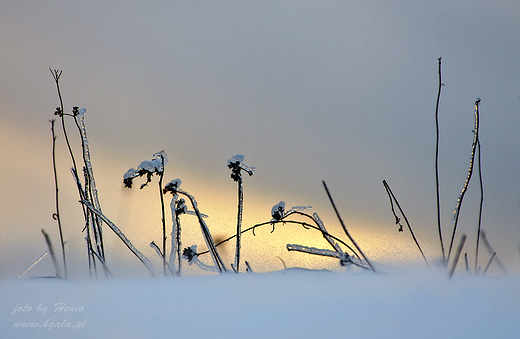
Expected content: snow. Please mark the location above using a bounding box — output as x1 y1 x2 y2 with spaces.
1 267 518 338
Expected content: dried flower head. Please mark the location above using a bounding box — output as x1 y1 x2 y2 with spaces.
227 153 255 182
123 151 168 189
271 201 286 221
163 179 182 195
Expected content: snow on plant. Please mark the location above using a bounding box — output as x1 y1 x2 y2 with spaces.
124 151 169 275
163 179 227 273
227 154 254 273
162 179 186 276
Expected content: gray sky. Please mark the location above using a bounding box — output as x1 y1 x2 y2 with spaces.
1 0 519 278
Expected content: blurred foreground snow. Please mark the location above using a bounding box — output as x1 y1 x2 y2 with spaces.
2 266 519 338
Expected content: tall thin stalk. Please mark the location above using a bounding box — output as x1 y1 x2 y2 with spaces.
475 139 484 272
50 120 67 278
227 154 254 273
322 181 376 272
435 57 445 263
50 69 96 276
383 180 429 267
158 155 167 276
234 175 244 273
447 98 480 261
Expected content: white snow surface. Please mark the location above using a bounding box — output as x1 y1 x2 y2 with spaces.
2 266 518 339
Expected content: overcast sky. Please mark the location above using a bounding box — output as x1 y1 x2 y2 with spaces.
1 1 519 278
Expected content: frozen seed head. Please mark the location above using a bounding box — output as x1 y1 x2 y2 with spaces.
271 201 286 221
163 179 182 195
175 198 187 215
182 245 197 262
227 153 255 181
123 152 168 189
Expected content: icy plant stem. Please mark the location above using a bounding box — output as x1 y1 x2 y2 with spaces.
151 241 175 276
178 190 227 272
383 180 429 267
75 113 105 261
482 252 496 276
449 234 466 279
448 99 480 262
18 252 48 279
81 200 157 276
168 197 182 276
50 120 67 278
323 181 376 272
435 57 445 263
234 175 243 273
41 229 61 278
475 139 484 272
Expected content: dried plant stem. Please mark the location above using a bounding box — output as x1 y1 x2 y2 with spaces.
449 234 467 279
475 139 484 272
480 231 508 275
50 120 67 278
158 161 167 276
18 252 48 279
323 181 376 272
435 57 445 263
234 175 244 273
41 229 61 278
81 200 157 276
197 218 361 260
383 180 429 267
177 190 227 272
482 252 496 276
151 241 175 276
75 113 105 262
448 99 480 262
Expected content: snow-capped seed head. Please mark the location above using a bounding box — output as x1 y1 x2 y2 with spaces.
227 154 254 181
227 154 244 167
271 201 285 220
163 179 182 195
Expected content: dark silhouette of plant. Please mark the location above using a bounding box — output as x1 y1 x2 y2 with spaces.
383 180 429 267
49 119 67 278
475 138 484 272
322 181 376 272
435 57 446 263
50 69 108 279
124 151 168 275
227 154 254 273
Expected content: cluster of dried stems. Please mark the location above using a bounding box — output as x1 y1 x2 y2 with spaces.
33 62 511 280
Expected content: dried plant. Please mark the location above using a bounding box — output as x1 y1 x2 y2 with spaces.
227 154 254 273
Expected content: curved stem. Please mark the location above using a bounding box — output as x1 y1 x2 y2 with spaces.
197 218 361 260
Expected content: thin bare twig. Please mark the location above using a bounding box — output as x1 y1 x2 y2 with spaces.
383 180 429 267
435 57 446 263
323 181 376 272
449 234 467 279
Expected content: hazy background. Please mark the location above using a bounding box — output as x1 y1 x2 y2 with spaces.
1 0 519 279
